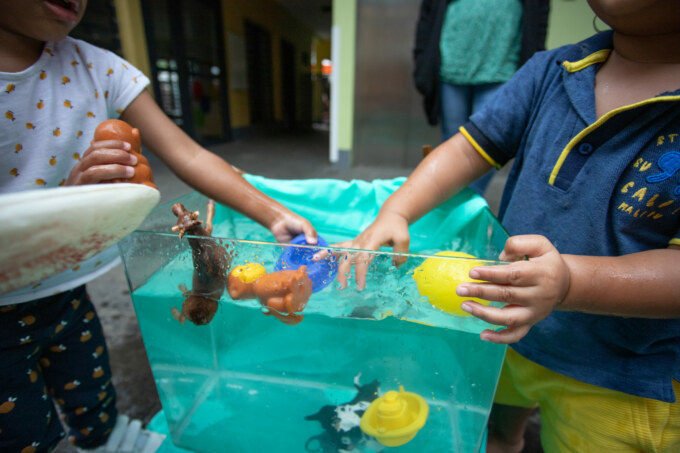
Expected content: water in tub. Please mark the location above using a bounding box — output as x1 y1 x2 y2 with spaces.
130 236 505 453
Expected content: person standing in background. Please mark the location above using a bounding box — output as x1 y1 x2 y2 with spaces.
413 0 550 195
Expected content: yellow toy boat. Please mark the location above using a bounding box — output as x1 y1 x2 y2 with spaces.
359 386 428 447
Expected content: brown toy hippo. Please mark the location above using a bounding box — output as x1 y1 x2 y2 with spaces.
93 119 157 189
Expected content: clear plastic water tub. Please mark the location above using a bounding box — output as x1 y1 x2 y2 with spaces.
119 176 508 453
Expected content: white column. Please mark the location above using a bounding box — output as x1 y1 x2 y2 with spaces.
329 25 341 164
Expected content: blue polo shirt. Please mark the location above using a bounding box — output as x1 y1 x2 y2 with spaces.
460 31 680 402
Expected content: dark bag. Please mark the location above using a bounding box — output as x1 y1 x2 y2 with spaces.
413 0 449 126
519 0 550 65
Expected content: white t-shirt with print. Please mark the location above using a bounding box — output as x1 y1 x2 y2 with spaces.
0 36 150 305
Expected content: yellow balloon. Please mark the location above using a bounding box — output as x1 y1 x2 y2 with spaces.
412 251 489 316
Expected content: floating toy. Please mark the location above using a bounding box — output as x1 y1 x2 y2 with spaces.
228 263 312 325
412 251 490 316
360 385 428 447
93 119 157 189
275 234 338 292
171 200 230 325
227 263 267 299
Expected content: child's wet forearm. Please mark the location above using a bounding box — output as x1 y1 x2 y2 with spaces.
381 133 490 224
182 151 288 228
561 249 680 317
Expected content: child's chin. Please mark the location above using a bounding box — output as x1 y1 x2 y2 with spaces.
37 27 74 43
33 19 78 43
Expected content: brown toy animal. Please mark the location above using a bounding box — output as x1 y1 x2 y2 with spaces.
93 119 157 189
254 267 313 325
228 265 313 325
171 200 230 325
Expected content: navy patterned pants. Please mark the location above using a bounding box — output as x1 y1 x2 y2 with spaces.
0 286 118 452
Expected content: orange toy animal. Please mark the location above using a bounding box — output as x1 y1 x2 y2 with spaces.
228 265 313 325
93 119 157 189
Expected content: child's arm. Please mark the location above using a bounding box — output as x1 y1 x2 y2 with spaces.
458 235 680 344
117 91 316 243
334 132 493 289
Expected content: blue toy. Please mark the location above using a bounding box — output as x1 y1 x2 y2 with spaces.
275 234 338 292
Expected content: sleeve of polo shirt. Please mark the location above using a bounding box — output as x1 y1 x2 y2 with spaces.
459 52 550 168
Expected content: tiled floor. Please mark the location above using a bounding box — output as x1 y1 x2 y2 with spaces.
54 128 540 452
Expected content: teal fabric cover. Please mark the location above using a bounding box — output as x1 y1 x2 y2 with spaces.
241 175 506 259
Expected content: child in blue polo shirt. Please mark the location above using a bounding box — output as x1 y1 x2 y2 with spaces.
338 0 680 451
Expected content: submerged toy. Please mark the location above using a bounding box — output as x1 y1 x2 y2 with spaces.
412 251 490 316
360 386 428 447
93 119 157 189
275 234 338 292
305 376 381 453
227 263 312 325
171 200 230 325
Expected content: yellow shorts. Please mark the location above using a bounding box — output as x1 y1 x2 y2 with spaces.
494 348 680 453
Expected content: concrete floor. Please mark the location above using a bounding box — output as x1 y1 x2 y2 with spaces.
53 127 541 452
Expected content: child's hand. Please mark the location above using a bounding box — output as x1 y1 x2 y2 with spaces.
456 235 570 344
332 211 410 290
269 212 317 245
66 140 138 185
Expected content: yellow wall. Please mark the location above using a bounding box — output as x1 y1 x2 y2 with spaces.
114 0 151 82
221 0 317 128
114 0 319 130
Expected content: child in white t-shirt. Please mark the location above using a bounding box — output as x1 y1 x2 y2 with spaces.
0 1 317 451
